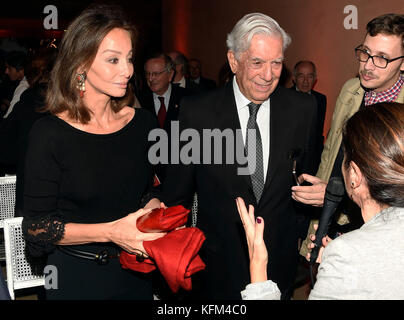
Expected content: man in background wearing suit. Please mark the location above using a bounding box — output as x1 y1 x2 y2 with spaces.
140 53 187 183
188 58 217 93
167 51 188 89
158 13 317 300
291 60 327 171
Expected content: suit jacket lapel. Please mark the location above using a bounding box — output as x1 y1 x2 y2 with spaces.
215 82 255 202
263 86 285 192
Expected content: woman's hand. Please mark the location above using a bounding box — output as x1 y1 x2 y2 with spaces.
108 208 166 254
236 197 268 283
143 198 166 210
305 223 332 264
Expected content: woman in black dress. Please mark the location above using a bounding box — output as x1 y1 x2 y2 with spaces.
22 4 164 299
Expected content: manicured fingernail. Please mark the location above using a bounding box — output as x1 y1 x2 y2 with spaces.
257 218 262 224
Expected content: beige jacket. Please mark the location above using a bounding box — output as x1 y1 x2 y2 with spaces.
300 76 404 257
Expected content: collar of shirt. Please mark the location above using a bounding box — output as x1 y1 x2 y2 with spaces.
153 83 172 114
233 77 270 114
295 86 312 94
232 77 270 180
192 77 200 84
173 76 186 88
364 74 404 106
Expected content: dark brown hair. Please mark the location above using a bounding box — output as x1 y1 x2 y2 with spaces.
366 13 404 49
342 102 404 207
44 4 137 124
25 47 58 87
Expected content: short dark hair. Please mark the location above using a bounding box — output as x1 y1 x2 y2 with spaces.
145 53 173 72
366 13 404 49
342 102 404 208
169 51 188 73
293 60 317 77
5 51 27 71
25 47 58 87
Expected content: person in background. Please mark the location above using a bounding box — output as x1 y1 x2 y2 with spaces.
291 60 327 170
3 50 28 118
238 102 404 300
21 4 164 300
167 50 188 88
0 46 58 215
187 58 216 93
139 52 187 184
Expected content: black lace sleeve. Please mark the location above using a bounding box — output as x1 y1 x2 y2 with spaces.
22 215 66 257
22 118 67 257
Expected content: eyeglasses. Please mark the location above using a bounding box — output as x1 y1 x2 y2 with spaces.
355 45 404 69
145 69 168 78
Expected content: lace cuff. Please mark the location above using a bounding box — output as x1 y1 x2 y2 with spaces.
22 215 66 257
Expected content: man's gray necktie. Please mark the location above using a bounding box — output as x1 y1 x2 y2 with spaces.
246 102 265 203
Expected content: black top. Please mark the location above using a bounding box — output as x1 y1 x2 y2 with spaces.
22 108 158 299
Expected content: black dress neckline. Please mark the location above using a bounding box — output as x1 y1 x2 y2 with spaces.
49 108 138 138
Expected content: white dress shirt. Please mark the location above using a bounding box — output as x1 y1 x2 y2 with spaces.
173 76 186 88
4 76 29 118
152 84 172 115
233 77 270 181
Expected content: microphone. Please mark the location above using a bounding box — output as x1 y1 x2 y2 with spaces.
309 177 345 265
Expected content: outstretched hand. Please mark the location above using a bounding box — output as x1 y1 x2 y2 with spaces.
236 197 268 283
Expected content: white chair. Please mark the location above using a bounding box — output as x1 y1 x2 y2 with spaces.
0 175 17 262
3 217 45 300
0 175 17 228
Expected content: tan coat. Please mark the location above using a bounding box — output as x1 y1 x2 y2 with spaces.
300 76 404 257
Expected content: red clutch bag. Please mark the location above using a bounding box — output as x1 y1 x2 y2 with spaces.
119 205 206 293
136 205 189 232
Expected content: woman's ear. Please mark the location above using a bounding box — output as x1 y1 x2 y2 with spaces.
349 161 363 189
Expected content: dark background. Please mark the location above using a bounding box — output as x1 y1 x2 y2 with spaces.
0 0 162 74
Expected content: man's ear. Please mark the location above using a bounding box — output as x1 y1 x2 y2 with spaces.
227 50 238 74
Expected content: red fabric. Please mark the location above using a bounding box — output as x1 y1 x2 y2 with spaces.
137 206 189 233
119 205 206 292
153 174 161 187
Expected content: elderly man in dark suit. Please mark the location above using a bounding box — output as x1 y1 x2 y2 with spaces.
291 60 327 171
139 53 187 183
157 13 317 300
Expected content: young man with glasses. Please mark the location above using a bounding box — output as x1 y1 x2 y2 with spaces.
292 13 404 257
